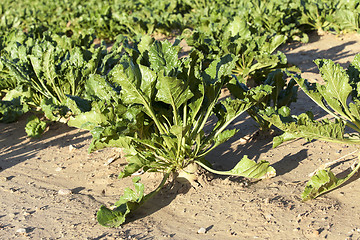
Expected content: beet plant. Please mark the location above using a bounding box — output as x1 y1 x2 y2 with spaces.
68 36 276 227
0 32 124 136
261 54 360 200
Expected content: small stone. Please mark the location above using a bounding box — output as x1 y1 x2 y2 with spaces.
2 176 10 181
293 227 300 232
68 145 78 152
58 189 72 195
23 211 30 216
55 167 64 172
197 227 207 234
16 228 27 234
313 229 320 236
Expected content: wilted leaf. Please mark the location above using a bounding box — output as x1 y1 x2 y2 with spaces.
302 160 360 201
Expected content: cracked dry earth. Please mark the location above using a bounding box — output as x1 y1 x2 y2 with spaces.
2 32 360 240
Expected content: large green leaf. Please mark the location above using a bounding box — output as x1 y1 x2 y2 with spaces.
260 107 351 148
148 40 180 75
25 115 47 138
196 155 276 179
111 59 156 106
315 59 353 119
155 75 194 111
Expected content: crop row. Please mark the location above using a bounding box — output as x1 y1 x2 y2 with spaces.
1 0 360 227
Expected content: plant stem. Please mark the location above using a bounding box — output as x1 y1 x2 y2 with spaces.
195 160 237 176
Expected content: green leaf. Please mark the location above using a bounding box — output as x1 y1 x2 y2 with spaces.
302 160 360 201
260 107 351 148
25 115 47 138
315 59 353 119
196 155 276 179
112 60 156 106
85 74 118 102
0 97 29 123
97 177 144 227
97 172 170 227
148 40 180 75
155 75 194 111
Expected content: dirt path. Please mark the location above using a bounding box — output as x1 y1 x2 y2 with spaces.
1 32 360 240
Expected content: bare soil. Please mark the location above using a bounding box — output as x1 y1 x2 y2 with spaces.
1 32 360 240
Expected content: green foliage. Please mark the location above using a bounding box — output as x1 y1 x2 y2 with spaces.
0 97 29 123
229 70 298 132
25 115 47 138
69 38 275 225
0 32 124 134
263 54 360 199
186 21 289 86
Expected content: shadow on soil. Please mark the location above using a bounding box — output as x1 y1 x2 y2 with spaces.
205 115 309 178
119 181 192 240
0 114 91 172
280 32 358 73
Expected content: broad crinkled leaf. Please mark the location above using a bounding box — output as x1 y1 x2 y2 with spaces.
148 40 180 75
85 74 118 102
111 59 156 106
315 59 353 119
225 155 276 179
25 115 47 138
225 16 251 38
202 54 236 84
155 75 194 110
260 107 347 148
67 101 113 130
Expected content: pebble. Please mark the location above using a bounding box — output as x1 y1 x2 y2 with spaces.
23 211 31 216
2 176 10 181
197 227 207 234
55 167 64 172
68 145 77 152
16 228 27 234
58 189 72 195
313 229 320 236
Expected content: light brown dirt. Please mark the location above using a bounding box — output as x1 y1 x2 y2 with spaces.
1 32 360 240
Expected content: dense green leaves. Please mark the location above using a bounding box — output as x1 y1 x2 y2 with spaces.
68 38 275 225
2 0 360 227
264 54 360 200
229 70 298 132
0 32 125 136
25 115 47 138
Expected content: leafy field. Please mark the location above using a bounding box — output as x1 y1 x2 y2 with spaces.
1 0 360 237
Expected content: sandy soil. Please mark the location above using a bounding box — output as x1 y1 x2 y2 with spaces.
1 32 360 240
